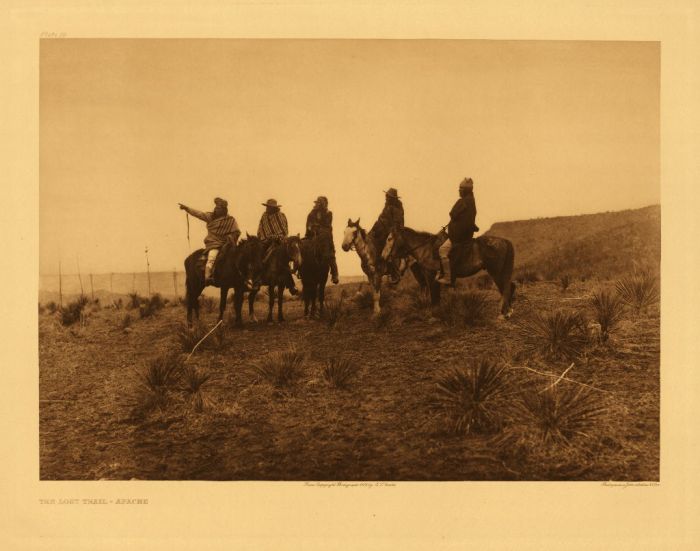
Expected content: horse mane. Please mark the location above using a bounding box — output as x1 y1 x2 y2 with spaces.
401 226 437 240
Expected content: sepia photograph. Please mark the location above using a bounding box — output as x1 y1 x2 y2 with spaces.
38 38 660 481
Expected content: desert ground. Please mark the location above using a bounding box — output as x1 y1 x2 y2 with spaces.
39 270 659 481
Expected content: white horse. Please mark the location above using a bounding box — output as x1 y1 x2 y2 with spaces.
341 218 384 316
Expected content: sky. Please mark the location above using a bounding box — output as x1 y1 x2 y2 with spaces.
40 39 659 276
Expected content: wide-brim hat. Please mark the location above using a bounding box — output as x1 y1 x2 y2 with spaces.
383 188 400 199
262 198 281 208
214 197 228 208
314 196 328 204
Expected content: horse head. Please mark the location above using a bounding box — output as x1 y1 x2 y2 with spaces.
239 236 264 291
342 218 361 252
286 234 303 273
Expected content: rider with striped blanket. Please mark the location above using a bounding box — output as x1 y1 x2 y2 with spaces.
179 197 241 285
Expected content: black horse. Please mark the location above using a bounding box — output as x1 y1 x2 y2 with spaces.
299 235 331 318
247 236 303 323
184 235 265 326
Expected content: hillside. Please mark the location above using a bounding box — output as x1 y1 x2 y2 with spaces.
485 205 660 280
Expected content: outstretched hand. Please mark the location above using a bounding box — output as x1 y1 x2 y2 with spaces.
178 203 186 210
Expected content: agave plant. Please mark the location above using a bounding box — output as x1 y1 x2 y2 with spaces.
615 271 659 316
431 359 509 434
520 309 588 361
588 289 625 342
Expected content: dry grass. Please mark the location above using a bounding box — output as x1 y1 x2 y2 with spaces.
39 276 658 481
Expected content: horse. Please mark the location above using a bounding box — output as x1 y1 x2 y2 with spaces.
382 226 516 319
247 235 303 323
341 218 387 316
183 235 265 326
298 233 331 318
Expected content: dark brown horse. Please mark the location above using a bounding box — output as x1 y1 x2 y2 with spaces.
247 236 303 323
184 235 265 326
382 227 516 318
299 234 331 318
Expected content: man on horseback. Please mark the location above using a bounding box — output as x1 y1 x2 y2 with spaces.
178 197 240 286
257 198 298 295
369 187 404 284
436 177 479 286
305 196 339 284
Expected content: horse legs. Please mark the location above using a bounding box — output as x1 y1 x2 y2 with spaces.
318 280 326 317
248 290 258 323
218 286 228 322
186 279 202 326
277 283 285 322
487 266 515 319
267 285 275 323
372 274 381 316
233 289 245 328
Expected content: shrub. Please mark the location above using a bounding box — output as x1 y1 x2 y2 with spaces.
615 271 659 316
372 307 393 330
323 292 346 329
119 313 132 330
60 295 89 326
431 359 509 434
46 301 58 314
321 357 359 389
128 292 144 309
516 269 540 284
409 286 432 311
588 289 625 342
519 309 588 361
559 274 571 292
353 285 375 310
200 296 216 313
177 321 207 353
139 293 166 319
134 351 184 416
253 347 305 388
435 290 489 327
518 383 607 445
182 364 212 413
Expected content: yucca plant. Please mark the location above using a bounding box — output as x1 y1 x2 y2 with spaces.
431 359 509 434
253 347 305 388
410 286 432 311
321 357 359 389
519 383 607 445
520 309 588 361
182 364 212 413
176 321 207 353
323 292 345 329
436 290 489 327
588 289 625 342
615 271 659 316
134 351 183 415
